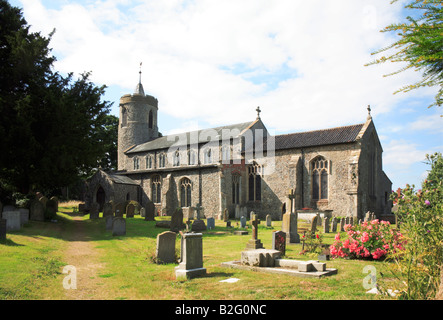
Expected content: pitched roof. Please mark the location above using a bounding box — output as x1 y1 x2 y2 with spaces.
273 123 365 150
126 120 255 154
107 173 139 185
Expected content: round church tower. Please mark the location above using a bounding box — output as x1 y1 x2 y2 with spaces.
117 70 159 170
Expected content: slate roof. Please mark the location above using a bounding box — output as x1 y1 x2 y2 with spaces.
272 123 365 150
126 120 255 154
108 173 139 185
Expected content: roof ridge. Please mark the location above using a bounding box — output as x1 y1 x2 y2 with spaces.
275 123 365 137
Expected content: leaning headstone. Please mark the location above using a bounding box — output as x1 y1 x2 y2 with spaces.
156 231 177 264
3 211 21 231
207 217 215 230
126 203 135 218
30 199 45 221
144 201 156 221
266 214 272 227
0 219 6 240
170 207 185 232
272 230 286 256
89 202 100 219
175 232 206 280
112 217 126 236
103 202 113 218
240 216 246 228
105 215 113 231
19 208 29 226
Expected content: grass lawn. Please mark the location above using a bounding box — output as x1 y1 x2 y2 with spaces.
0 204 399 300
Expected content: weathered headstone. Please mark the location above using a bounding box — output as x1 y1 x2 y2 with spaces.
46 199 58 219
78 203 85 214
170 207 185 232
323 216 330 233
340 218 345 232
266 214 272 227
191 219 207 232
316 213 322 227
144 201 156 221
3 211 21 231
50 196 59 212
331 217 337 233
39 196 48 208
235 205 241 219
126 203 135 218
272 230 286 256
282 211 300 243
207 217 215 230
0 219 6 240
156 231 177 264
30 199 45 221
223 208 229 222
114 202 125 217
364 211 371 222
103 202 113 218
240 216 246 228
19 208 29 226
310 215 318 235
90 202 100 219
175 232 206 280
112 217 126 236
105 215 113 231
350 217 354 226
245 214 264 250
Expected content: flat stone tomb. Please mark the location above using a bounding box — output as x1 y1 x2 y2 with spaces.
221 248 337 278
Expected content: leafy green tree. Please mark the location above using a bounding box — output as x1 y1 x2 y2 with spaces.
0 0 113 195
366 0 443 109
424 152 443 187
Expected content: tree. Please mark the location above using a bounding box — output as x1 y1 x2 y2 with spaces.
424 152 443 188
0 1 113 195
366 0 443 109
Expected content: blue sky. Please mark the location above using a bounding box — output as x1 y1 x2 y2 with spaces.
9 0 442 190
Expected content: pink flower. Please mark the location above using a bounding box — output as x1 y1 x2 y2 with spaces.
425 200 431 206
334 233 341 241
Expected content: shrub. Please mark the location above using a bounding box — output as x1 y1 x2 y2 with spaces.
329 220 405 260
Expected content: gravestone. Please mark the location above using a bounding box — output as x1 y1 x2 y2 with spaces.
207 217 215 230
175 232 206 280
282 211 300 244
245 214 264 250
39 196 48 208
144 201 156 221
0 219 6 240
340 218 345 232
156 231 177 264
112 217 126 236
191 203 206 231
331 217 337 233
323 217 330 233
170 207 185 232
126 203 135 218
250 211 257 225
223 208 229 222
50 196 59 212
350 217 354 226
364 211 371 222
140 207 146 218
90 202 100 219
78 203 85 214
114 202 125 217
316 213 322 227
103 202 113 218
266 214 272 227
310 215 318 235
19 208 29 226
105 215 113 231
46 199 58 219
272 230 286 256
3 211 21 231
235 205 241 219
30 199 45 222
240 216 246 228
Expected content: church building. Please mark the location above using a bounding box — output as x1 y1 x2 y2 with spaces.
86 75 392 221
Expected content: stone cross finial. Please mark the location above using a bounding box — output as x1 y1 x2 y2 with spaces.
256 106 261 119
287 188 296 213
367 105 372 120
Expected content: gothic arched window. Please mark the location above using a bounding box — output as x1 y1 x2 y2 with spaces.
311 156 328 200
133 157 140 170
146 155 153 169
159 153 166 168
173 150 180 167
232 173 241 204
248 162 262 201
180 178 192 207
152 175 161 204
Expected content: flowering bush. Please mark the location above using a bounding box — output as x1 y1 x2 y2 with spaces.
329 219 405 260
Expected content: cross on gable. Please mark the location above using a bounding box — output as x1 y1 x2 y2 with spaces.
256 106 261 119
287 188 296 199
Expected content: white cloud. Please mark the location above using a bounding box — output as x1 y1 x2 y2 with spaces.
16 0 433 134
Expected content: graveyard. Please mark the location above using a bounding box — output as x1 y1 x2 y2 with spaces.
0 201 401 300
